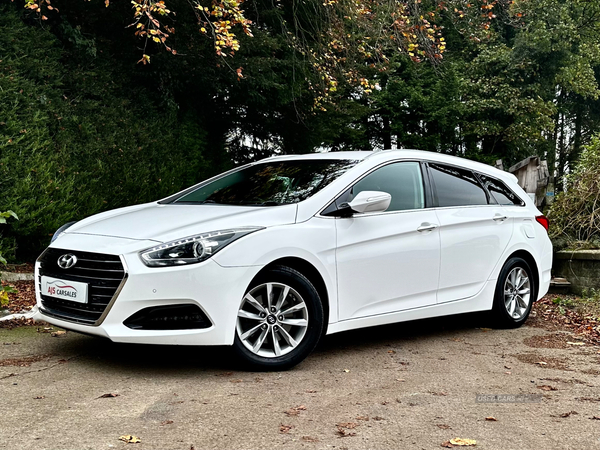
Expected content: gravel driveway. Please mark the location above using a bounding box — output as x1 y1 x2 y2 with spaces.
1 312 599 450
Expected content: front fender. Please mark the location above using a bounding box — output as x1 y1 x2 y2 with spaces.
213 218 339 322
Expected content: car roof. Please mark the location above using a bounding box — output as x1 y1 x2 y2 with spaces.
258 149 516 182
260 151 373 162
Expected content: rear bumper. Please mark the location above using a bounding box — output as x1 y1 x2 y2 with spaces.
538 238 553 300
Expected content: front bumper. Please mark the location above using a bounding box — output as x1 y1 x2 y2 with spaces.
35 234 262 346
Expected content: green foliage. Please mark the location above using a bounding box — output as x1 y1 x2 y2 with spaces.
0 211 18 266
548 134 600 249
0 5 216 260
0 211 18 306
3 0 600 261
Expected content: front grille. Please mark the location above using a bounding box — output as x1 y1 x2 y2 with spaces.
38 248 126 325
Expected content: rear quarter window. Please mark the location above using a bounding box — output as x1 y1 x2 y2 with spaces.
477 174 525 206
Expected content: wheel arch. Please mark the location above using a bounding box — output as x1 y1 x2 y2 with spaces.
251 257 331 330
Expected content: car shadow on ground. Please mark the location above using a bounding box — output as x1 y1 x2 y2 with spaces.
51 311 493 375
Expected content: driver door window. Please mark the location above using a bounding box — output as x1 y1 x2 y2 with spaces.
348 161 425 212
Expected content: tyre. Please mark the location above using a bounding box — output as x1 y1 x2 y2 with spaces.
232 265 324 370
492 257 536 328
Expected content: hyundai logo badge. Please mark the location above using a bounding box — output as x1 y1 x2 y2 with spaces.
57 254 77 269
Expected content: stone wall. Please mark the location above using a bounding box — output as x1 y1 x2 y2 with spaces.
553 250 600 295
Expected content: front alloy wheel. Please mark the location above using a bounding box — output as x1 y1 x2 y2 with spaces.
233 266 324 370
237 282 309 358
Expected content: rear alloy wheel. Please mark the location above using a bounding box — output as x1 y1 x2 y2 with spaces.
233 266 324 370
492 257 535 328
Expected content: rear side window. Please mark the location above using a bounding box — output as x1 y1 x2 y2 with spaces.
477 174 524 206
429 163 488 207
350 162 425 212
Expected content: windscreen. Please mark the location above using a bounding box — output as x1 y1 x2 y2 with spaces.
173 159 358 206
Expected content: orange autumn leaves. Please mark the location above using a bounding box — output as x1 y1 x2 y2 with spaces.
18 0 505 104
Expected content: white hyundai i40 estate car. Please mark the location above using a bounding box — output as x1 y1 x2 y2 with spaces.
35 150 552 369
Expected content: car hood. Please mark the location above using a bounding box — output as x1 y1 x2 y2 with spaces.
64 202 298 243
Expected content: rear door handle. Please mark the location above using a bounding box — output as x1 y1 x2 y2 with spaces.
417 222 438 232
493 214 508 222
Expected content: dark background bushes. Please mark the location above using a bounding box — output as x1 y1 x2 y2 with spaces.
0 4 216 260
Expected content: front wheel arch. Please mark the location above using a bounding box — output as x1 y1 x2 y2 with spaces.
252 257 330 331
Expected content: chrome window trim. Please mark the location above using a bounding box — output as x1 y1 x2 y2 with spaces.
316 202 507 220
316 157 525 219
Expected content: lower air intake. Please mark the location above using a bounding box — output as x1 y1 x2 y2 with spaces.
123 304 212 330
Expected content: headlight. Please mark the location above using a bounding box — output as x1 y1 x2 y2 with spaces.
51 221 78 243
139 227 263 267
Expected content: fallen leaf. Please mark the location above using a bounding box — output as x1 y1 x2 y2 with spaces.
33 396 45 400
437 424 452 430
118 435 141 444
485 416 497 421
504 365 511 369
160 420 173 425
336 422 358 429
388 350 396 354
279 424 294 434
590 416 600 420
51 331 66 337
396 378 406 382
567 342 584 346
537 385 558 391
336 427 356 437
560 411 578 418
305 390 317 393
343 369 350 373
230 379 243 383
441 441 454 448
536 361 548 366
505 371 512 375
372 416 385 421
284 405 307 416
356 416 369 421
449 438 477 446
97 393 120 398
302 436 319 442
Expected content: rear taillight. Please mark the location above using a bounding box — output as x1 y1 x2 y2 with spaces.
535 215 549 232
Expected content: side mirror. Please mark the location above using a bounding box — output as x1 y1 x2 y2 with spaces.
346 190 391 214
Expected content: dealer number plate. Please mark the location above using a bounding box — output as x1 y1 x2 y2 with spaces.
41 276 88 304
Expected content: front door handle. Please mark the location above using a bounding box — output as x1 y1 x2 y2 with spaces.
493 214 508 222
417 222 438 232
